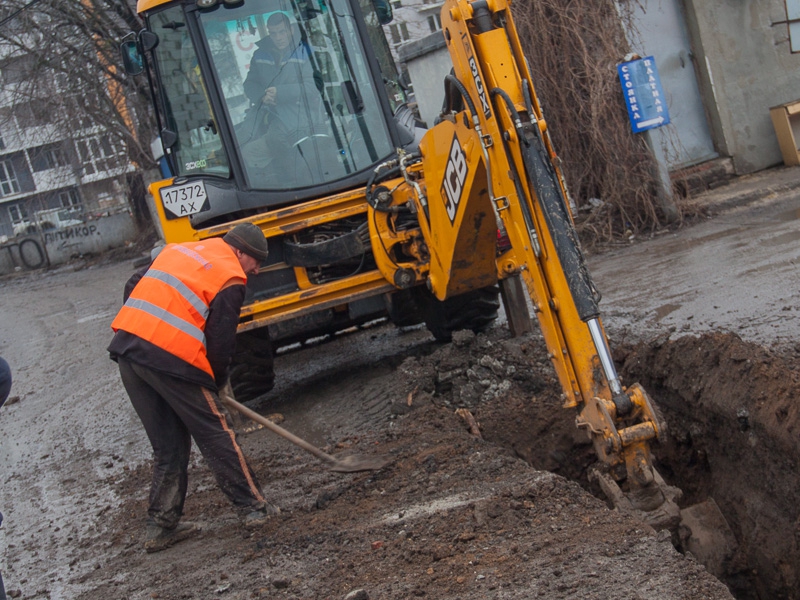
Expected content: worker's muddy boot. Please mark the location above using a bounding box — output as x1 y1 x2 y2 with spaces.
244 503 280 528
144 521 200 553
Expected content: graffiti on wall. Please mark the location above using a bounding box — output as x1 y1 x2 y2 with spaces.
44 224 100 249
0 211 136 275
1 238 47 269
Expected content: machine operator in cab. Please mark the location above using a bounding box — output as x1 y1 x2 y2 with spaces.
240 12 326 178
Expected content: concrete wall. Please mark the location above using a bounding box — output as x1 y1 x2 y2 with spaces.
683 0 800 173
399 32 452 128
0 211 137 275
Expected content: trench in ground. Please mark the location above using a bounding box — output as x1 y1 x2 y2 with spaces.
483 331 799 600
256 325 797 599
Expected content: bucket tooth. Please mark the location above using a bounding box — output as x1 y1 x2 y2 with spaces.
590 467 682 533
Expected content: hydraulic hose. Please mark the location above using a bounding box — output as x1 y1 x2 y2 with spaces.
444 74 479 121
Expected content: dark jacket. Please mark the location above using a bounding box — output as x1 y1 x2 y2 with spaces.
0 356 11 407
107 263 245 391
242 35 322 140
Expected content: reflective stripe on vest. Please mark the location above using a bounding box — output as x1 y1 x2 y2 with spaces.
144 269 210 320
111 238 246 376
123 298 206 345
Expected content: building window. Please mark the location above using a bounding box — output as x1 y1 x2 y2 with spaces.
0 130 5 151
388 22 410 44
8 203 28 225
389 24 400 44
788 0 800 52
0 54 35 85
64 96 93 129
76 134 124 176
0 160 20 196
59 189 81 208
14 98 54 129
76 139 92 174
427 14 442 32
391 0 401 7
30 144 68 172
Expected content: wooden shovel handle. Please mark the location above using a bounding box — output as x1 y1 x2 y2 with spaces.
220 387 338 465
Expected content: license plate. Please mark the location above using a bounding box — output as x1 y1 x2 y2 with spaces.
159 180 207 218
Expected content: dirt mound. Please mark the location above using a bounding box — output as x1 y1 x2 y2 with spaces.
617 332 800 599
74 329 732 600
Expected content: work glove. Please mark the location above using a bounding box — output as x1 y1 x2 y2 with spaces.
217 380 250 432
218 379 236 408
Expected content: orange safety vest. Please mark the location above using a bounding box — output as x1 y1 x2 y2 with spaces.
111 238 246 376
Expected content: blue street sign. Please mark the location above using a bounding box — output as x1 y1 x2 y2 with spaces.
617 56 670 133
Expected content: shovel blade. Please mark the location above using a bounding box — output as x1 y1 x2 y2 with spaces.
329 454 392 473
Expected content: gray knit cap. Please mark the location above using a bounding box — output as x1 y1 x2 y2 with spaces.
224 223 268 261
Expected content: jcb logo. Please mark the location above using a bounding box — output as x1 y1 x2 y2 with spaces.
441 135 468 224
469 57 491 119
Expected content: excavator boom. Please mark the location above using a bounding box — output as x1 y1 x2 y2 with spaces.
405 0 679 523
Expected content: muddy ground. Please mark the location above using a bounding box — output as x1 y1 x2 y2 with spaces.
1 182 800 600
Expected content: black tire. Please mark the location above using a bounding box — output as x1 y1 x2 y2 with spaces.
385 289 426 328
424 284 501 342
228 328 275 403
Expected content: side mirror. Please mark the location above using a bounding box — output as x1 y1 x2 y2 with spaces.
120 40 144 76
139 30 159 52
160 128 178 150
398 70 412 91
373 0 393 25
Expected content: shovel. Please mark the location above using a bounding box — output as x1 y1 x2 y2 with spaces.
219 385 390 473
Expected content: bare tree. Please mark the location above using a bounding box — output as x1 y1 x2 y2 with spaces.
0 0 166 236
0 0 154 170
512 0 678 245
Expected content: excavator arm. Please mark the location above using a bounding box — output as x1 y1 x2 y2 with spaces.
385 0 681 527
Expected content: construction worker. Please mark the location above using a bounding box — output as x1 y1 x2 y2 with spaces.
108 224 278 553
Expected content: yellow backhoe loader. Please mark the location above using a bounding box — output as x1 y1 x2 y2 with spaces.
120 0 727 549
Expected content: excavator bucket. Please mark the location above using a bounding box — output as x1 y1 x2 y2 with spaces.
592 461 736 576
679 498 738 578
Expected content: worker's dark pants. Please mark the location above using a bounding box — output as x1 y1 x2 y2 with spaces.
118 359 266 528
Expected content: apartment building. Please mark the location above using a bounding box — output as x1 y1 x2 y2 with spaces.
0 52 134 243
383 0 443 64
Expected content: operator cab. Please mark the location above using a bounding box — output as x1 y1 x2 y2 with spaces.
122 0 419 225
